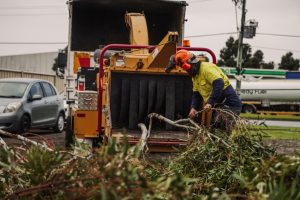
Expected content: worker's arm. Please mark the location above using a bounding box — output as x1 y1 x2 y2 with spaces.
207 78 224 106
189 92 202 118
191 92 201 110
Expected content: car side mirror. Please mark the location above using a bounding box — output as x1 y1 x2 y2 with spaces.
32 94 42 101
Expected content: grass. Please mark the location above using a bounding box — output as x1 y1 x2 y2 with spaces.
249 125 300 140
241 113 300 121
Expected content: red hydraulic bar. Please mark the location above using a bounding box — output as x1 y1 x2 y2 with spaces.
97 44 216 133
177 46 217 64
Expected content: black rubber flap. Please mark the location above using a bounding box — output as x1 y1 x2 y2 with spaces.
110 72 192 130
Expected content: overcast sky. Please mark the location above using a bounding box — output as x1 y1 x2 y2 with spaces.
0 0 299 64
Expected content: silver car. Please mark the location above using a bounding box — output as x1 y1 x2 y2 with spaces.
0 78 65 134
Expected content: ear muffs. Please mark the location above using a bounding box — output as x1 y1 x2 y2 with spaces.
182 62 191 71
176 57 191 71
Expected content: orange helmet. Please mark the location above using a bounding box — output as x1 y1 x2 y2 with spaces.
174 50 198 71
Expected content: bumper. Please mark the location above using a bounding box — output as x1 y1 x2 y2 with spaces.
0 112 22 132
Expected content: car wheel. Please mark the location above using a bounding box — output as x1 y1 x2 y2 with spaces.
18 114 31 134
54 113 65 133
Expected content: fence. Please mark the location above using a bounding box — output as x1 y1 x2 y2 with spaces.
0 69 64 92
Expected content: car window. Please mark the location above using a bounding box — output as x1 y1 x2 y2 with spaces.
41 82 55 97
0 82 28 98
50 84 57 95
29 83 44 97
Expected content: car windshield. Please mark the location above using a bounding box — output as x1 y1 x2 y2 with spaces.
0 82 28 98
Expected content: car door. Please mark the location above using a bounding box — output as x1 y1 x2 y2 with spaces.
41 82 59 125
28 82 46 126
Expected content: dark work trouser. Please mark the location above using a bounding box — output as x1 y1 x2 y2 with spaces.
211 106 242 134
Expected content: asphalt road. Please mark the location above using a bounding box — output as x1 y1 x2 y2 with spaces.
2 129 66 149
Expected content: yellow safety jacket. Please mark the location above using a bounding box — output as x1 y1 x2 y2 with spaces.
192 62 230 103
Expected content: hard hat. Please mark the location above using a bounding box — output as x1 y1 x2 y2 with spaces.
175 50 198 71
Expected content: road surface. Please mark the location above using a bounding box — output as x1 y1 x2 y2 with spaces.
250 120 300 128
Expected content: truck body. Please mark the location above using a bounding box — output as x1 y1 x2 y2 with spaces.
63 0 217 151
231 79 300 114
221 67 300 114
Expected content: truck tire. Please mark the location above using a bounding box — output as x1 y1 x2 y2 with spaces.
242 104 257 114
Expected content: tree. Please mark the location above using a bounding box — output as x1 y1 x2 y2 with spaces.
279 52 300 71
218 37 275 69
217 37 237 67
262 61 274 69
244 50 263 68
217 36 252 68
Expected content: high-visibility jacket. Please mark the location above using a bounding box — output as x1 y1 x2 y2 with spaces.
192 62 230 103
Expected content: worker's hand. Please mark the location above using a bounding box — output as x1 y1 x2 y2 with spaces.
203 103 212 110
188 108 197 119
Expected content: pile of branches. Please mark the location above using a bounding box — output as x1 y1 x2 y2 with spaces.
0 129 193 199
0 108 299 199
144 109 300 199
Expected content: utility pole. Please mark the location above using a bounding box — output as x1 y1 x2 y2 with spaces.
236 0 247 95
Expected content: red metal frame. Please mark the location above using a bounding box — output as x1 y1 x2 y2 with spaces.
177 47 217 64
97 44 216 133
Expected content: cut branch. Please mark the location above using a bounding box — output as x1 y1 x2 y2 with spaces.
0 129 53 151
138 123 149 152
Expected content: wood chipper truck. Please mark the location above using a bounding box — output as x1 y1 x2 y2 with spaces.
59 0 216 152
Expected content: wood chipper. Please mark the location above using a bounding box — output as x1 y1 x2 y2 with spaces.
62 0 216 152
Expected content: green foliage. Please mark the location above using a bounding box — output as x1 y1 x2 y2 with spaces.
261 61 274 69
217 36 252 68
1 127 300 199
217 37 239 67
0 138 194 199
244 50 264 69
279 52 300 71
218 37 275 69
168 130 275 194
236 153 300 199
21 148 64 185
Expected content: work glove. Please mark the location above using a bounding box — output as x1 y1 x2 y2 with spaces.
188 108 197 119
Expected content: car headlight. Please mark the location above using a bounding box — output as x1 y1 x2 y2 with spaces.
4 102 22 113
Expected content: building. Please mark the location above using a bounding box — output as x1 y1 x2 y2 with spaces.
0 52 64 91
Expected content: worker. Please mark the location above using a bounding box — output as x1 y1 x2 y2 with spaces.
166 49 242 131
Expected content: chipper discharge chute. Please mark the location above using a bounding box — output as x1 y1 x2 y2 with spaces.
65 0 216 152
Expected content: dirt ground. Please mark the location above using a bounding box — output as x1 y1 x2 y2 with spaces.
2 130 300 155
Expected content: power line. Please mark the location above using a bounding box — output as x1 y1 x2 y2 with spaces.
256 33 300 38
0 5 65 9
185 32 237 38
185 32 300 38
0 42 67 45
0 13 67 16
188 0 215 4
252 45 300 53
